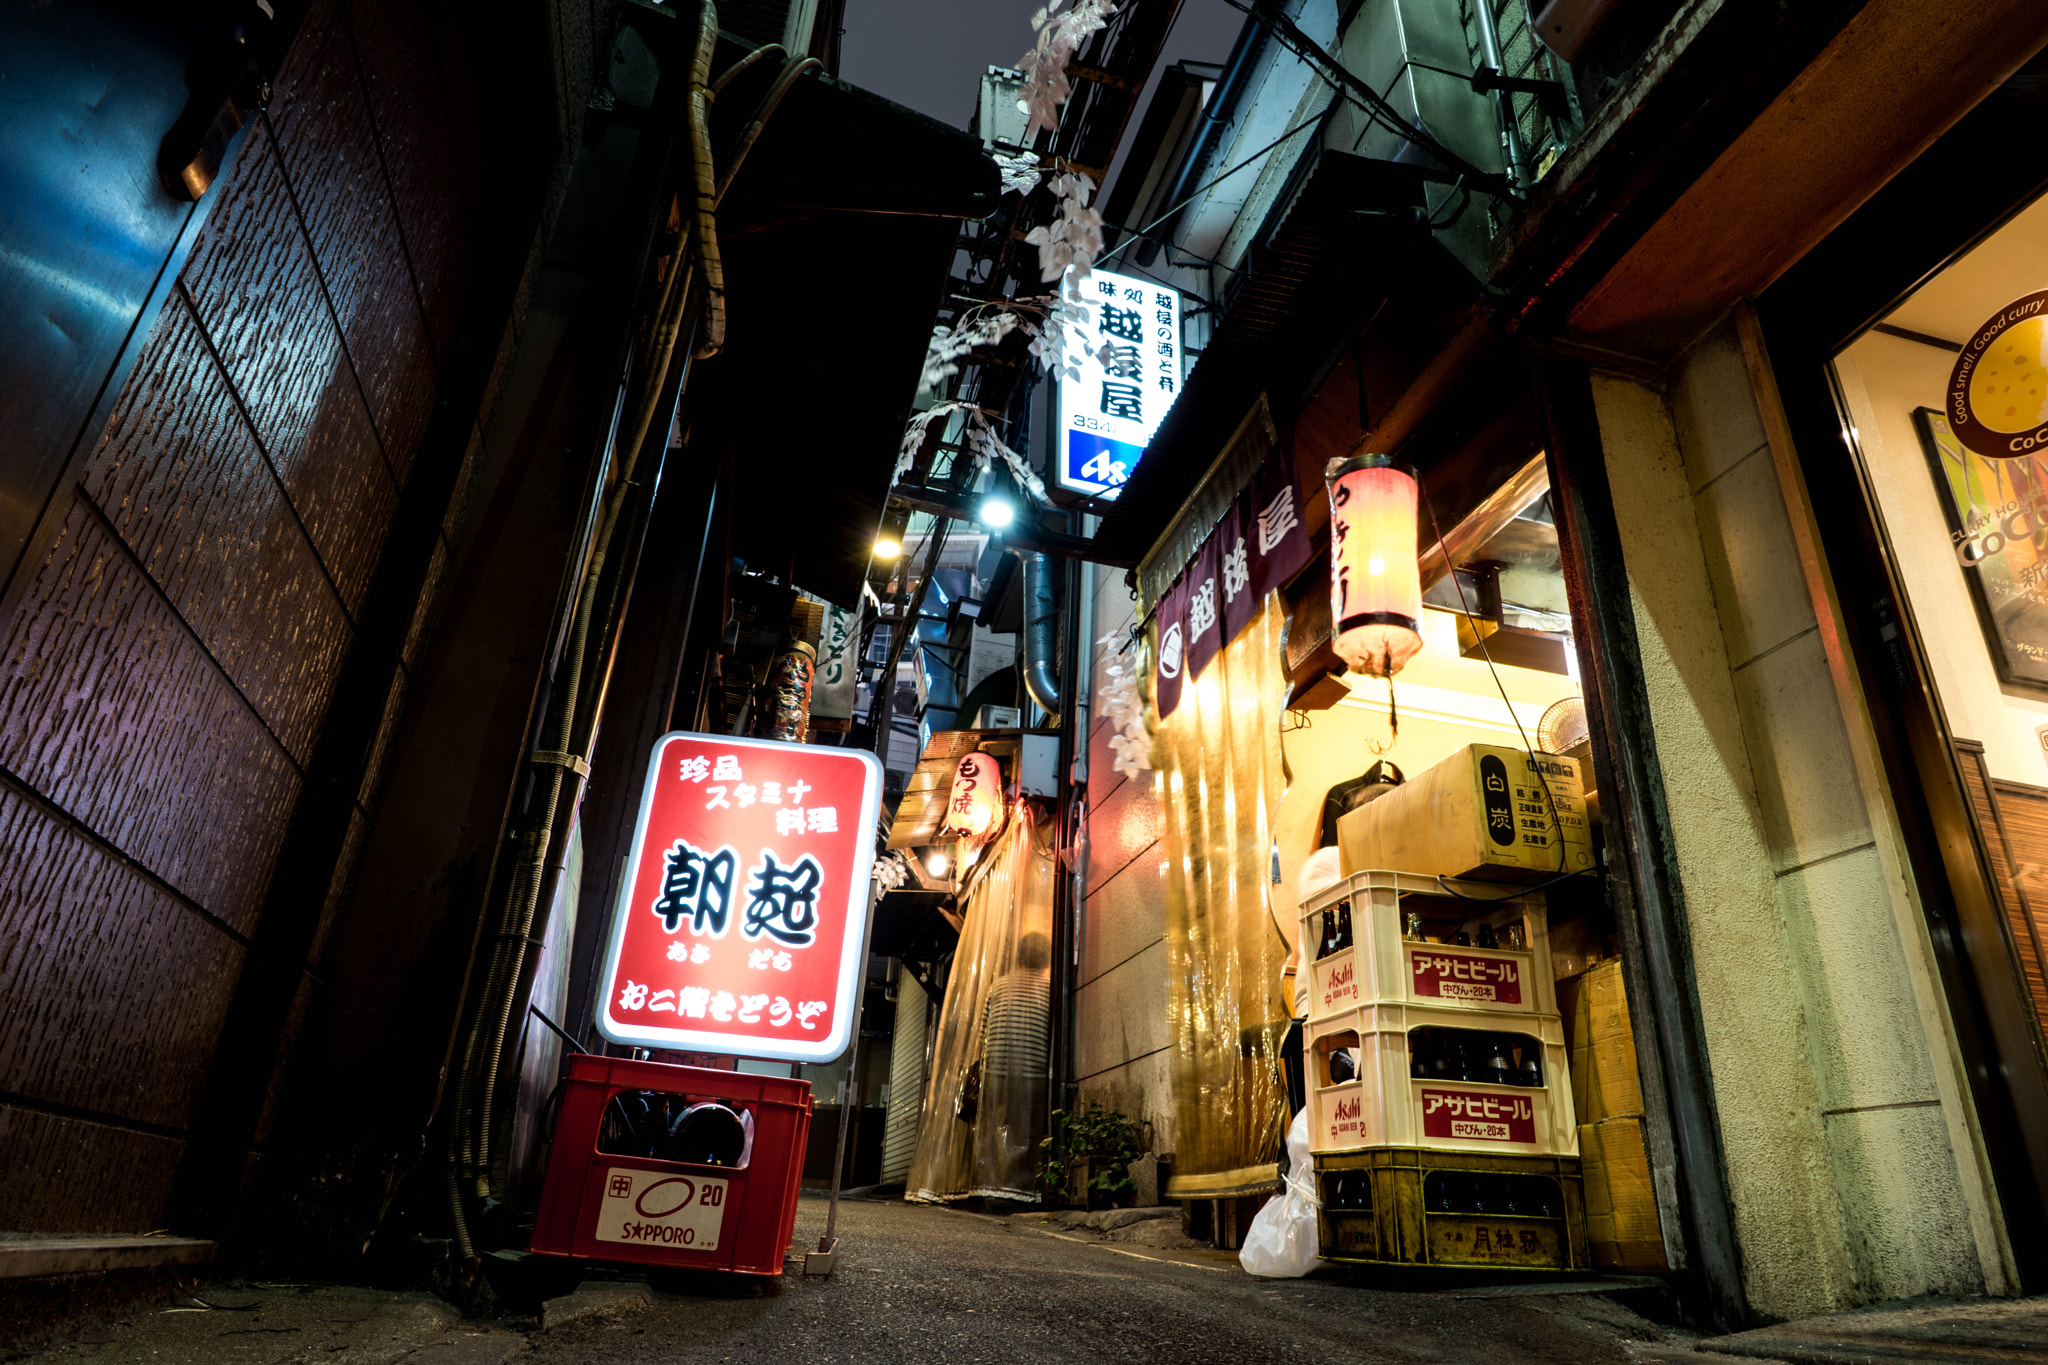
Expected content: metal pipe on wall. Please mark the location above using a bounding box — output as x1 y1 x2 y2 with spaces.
1013 549 1063 723
1472 0 1531 190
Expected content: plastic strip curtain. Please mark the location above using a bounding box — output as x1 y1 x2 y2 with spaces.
1155 594 1292 1195
905 803 1056 1202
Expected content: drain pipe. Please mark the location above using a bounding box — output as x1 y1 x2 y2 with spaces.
1472 0 1531 190
1012 549 1062 724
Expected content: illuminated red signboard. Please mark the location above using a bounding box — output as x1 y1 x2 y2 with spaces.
595 732 884 1062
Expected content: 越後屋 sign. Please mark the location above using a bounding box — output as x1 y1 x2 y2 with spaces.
1056 265 1181 499
594 732 883 1063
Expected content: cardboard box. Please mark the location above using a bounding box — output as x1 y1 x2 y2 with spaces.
1337 744 1596 884
1558 959 1643 1124
1579 1116 1667 1274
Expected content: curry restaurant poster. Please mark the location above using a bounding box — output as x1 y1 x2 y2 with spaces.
1915 406 2048 691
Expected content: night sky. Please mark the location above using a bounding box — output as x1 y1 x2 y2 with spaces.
838 0 1248 201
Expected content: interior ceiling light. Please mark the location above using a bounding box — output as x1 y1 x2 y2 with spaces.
873 536 901 559
926 851 950 876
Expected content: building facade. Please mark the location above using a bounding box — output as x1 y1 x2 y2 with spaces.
1071 0 2048 1325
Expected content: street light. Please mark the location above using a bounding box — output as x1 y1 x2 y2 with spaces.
873 535 901 559
979 498 1015 529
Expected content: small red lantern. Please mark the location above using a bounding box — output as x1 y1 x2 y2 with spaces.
941 751 1005 841
1327 454 1423 677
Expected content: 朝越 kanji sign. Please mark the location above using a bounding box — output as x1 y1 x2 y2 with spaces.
594 732 884 1062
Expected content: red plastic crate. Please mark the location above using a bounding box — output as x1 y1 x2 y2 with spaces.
528 1054 813 1276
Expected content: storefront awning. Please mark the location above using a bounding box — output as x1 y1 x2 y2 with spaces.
884 729 1022 849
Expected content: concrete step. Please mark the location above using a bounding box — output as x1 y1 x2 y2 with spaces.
1700 1296 2048 1364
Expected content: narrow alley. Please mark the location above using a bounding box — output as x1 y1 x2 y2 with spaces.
19 1195 1690 1365
13 0 2048 1359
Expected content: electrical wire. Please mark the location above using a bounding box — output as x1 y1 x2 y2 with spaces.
1419 484 1581 907
1096 110 1329 269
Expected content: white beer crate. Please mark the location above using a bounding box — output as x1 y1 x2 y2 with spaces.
1306 999 1577 1158
1302 870 1555 1021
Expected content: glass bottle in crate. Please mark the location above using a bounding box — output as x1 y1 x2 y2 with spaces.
1480 1036 1514 1086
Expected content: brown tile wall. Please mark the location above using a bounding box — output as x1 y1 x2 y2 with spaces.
0 0 475 1234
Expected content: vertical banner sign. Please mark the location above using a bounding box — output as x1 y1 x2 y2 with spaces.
1183 529 1225 681
810 602 858 721
596 733 884 1063
1056 265 1182 499
1153 575 1190 721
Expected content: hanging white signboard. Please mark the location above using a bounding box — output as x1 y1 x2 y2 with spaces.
1055 265 1182 499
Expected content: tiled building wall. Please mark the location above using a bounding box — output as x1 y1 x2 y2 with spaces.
0 0 474 1234
1592 320 2010 1315
1076 564 1178 1155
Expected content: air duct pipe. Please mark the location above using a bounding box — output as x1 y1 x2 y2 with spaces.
1012 549 1062 724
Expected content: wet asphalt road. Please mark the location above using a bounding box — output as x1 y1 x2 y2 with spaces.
525 1193 1683 1365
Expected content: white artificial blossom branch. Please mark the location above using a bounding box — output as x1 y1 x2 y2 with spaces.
1017 0 1117 139
993 149 1044 197
1095 628 1152 779
1023 169 1104 283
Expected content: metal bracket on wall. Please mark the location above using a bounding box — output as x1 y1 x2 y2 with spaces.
530 750 592 780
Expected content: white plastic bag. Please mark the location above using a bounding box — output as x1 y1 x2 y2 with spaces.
1238 1108 1329 1278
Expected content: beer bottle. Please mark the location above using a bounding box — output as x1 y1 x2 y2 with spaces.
1335 899 1354 952
1428 1032 1460 1081
1482 1036 1513 1086
1519 1051 1543 1088
1475 923 1498 949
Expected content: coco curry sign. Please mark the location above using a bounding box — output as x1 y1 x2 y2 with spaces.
595 732 884 1062
1949 289 2048 458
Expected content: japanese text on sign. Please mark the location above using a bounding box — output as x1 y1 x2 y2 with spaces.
1420 1088 1537 1144
1411 950 1524 1005
1056 266 1182 499
596 733 883 1062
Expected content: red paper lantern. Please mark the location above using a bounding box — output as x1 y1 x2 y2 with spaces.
942 751 1005 841
1327 454 1423 677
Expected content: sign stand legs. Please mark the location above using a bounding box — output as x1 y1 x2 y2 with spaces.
804 883 879 1277
803 985 863 1276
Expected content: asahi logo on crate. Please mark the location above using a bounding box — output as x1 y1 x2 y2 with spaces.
594 1167 728 1250
1328 1094 1367 1144
1420 1089 1536 1144
1411 949 1523 1004
1319 956 1359 1011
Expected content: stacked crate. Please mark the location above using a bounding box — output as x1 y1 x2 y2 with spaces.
1300 869 1590 1272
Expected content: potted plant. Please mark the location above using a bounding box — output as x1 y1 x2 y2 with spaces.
1037 1102 1146 1209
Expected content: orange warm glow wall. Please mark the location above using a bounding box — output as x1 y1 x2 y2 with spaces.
1327 455 1423 677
